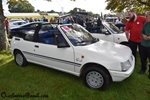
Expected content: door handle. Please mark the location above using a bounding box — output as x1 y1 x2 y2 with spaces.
35 45 39 48
15 38 20 41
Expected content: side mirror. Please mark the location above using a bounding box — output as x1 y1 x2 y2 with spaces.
57 42 70 48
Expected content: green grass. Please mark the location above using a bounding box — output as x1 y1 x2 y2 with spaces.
0 51 150 100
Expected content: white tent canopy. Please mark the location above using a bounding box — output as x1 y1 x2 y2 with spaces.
4 13 40 16
47 13 59 17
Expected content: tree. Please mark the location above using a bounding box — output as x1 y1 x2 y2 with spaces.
0 0 9 50
69 7 81 15
47 10 56 13
35 9 40 13
8 0 34 13
0 0 36 50
105 0 150 14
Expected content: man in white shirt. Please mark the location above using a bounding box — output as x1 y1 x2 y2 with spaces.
115 17 122 24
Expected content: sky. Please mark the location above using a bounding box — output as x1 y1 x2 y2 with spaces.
2 0 110 14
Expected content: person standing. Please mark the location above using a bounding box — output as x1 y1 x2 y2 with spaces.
4 17 9 34
97 17 102 27
78 17 84 27
115 17 122 24
85 17 92 32
96 17 102 33
125 10 146 64
139 11 150 78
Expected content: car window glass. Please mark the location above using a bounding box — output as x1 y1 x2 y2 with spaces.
61 24 96 46
99 25 105 34
25 34 34 41
23 24 40 41
38 24 57 45
13 22 27 25
23 24 38 28
56 28 69 45
24 30 35 41
41 24 53 31
89 23 111 35
104 23 120 33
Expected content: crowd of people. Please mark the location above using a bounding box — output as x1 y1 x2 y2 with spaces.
78 16 102 32
5 16 58 24
21 16 57 23
58 15 103 33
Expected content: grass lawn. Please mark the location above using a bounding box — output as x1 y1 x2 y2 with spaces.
0 50 150 100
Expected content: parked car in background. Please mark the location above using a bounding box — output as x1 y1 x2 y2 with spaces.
9 20 28 28
10 23 135 90
90 22 128 46
9 19 23 22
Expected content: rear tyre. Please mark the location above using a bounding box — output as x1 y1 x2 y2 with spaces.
82 66 111 90
14 51 28 66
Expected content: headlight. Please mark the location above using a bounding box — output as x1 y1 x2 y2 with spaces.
121 60 131 72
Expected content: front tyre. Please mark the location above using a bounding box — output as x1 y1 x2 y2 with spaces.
14 51 28 66
83 66 111 90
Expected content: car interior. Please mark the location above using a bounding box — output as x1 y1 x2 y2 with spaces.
39 30 55 44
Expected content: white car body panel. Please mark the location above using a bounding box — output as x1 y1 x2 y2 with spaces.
73 40 134 79
113 33 128 43
11 38 76 74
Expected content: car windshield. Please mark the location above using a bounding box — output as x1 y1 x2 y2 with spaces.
60 24 98 46
104 22 121 33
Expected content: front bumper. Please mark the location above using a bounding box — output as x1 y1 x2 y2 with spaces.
109 55 135 82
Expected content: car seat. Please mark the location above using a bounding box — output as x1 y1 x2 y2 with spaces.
39 30 56 44
42 37 55 44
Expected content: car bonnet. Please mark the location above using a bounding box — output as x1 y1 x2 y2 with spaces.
77 40 132 62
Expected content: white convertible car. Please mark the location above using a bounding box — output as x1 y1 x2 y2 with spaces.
10 23 135 90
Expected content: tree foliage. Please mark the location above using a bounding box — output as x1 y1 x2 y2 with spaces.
8 0 34 13
105 0 150 14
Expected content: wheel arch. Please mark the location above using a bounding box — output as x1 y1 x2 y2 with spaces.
80 63 112 81
13 49 23 55
120 41 129 46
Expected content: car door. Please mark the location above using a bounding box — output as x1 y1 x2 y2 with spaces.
91 25 114 42
32 24 75 72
